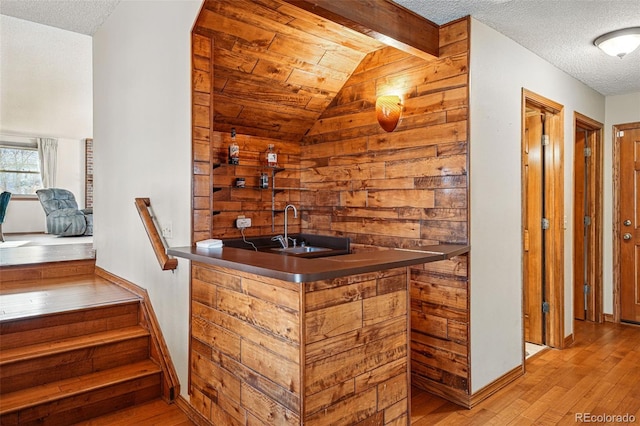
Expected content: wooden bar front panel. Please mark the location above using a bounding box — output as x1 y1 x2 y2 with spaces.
304 267 409 425
189 262 409 425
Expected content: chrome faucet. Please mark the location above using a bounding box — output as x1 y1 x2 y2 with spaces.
271 234 286 249
284 204 297 248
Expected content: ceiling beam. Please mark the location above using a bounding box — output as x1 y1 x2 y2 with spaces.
282 0 439 60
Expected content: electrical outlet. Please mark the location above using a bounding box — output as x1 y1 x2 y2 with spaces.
236 217 251 228
161 221 173 239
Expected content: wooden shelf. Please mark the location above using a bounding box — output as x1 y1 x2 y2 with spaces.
213 162 284 174
230 186 270 191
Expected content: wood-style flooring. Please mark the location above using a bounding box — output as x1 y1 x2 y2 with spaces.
411 321 640 425
73 399 195 426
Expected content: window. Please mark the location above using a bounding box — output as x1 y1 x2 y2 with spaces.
0 145 42 195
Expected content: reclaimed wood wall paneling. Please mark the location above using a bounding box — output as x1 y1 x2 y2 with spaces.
191 0 472 410
299 17 471 398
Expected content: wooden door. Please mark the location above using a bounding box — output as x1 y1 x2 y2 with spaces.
522 90 565 349
574 129 588 320
573 120 602 323
620 126 640 323
523 111 545 344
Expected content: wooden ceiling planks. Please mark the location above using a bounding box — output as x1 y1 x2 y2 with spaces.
194 0 391 142
193 0 441 143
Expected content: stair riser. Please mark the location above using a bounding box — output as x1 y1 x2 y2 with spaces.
0 303 140 351
1 336 151 395
0 260 95 284
0 373 161 426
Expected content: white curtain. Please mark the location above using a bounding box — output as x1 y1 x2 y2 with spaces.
37 138 58 188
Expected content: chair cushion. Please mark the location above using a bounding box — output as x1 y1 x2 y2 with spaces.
83 212 93 236
36 188 79 215
46 211 87 236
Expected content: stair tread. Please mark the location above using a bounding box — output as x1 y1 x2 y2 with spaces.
0 276 140 323
0 325 149 366
0 359 161 414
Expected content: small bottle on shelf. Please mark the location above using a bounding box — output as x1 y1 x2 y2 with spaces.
265 144 278 168
229 128 239 165
259 172 269 189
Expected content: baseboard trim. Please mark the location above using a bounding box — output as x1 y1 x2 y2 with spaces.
604 313 615 323
468 364 524 408
176 395 210 426
412 363 524 409
411 374 471 408
563 333 575 348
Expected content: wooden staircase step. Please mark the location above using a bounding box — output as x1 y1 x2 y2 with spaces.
0 301 141 352
0 276 140 324
0 325 149 365
0 360 162 423
0 276 175 424
0 258 96 284
0 326 152 395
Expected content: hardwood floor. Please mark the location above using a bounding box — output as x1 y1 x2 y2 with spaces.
74 399 194 426
411 321 640 425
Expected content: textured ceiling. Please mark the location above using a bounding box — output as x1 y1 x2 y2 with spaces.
1 0 638 96
0 0 120 36
395 0 640 96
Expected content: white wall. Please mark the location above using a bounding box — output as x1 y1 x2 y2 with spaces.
602 92 640 313
469 19 605 393
0 16 92 232
93 0 201 398
0 16 92 138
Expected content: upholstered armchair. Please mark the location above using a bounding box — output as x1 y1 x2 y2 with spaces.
36 188 93 236
0 191 11 242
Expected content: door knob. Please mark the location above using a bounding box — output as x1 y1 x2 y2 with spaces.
624 219 632 226
623 233 632 240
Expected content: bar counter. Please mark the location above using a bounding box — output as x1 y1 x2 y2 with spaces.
168 244 469 283
170 243 469 425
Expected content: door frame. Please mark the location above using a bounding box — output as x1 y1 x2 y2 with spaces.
613 121 640 323
573 113 603 323
521 89 565 349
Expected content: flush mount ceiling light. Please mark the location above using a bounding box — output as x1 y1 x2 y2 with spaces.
376 95 403 132
594 27 640 58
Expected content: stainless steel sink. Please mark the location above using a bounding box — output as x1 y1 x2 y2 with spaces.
270 246 332 254
222 233 350 258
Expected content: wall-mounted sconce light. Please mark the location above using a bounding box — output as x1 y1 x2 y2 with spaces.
594 27 640 58
376 95 403 132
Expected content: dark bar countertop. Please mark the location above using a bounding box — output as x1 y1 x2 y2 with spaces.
168 244 469 283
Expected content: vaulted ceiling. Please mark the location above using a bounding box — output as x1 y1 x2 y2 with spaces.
193 0 427 142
